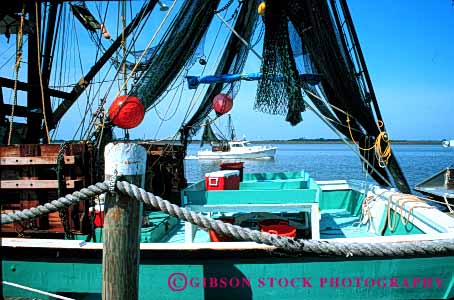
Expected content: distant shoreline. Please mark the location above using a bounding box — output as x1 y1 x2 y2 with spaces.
246 140 442 145
188 139 442 145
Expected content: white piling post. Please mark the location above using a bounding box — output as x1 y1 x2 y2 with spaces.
102 142 147 300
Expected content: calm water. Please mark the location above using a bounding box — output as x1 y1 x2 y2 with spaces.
184 143 454 191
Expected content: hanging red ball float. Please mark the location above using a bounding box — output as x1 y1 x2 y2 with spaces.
108 95 145 129
213 93 233 115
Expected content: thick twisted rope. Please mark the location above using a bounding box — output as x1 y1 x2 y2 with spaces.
2 180 454 257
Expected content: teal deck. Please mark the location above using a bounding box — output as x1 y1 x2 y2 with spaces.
320 209 376 239
184 171 319 206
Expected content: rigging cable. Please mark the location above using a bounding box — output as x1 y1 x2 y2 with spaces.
153 79 185 138
74 1 112 140
89 0 177 147
72 15 86 124
115 0 178 96
214 0 234 14
78 1 159 140
0 40 28 71
215 13 262 60
7 4 25 145
35 2 51 143
49 4 63 141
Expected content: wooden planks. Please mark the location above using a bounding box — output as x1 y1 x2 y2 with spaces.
1 142 95 236
1 155 77 165
1 179 82 189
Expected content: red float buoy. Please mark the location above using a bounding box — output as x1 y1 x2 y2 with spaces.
213 93 233 115
108 95 145 129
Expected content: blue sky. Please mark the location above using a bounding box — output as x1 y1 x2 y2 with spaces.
2 0 454 141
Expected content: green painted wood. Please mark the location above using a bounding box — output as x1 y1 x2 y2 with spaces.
3 255 454 299
185 188 319 205
184 170 320 206
93 215 179 243
242 171 308 181
320 209 377 239
383 208 424 236
319 190 363 216
239 179 308 190
203 189 318 205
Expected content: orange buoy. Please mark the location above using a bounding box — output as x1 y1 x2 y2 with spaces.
213 93 233 115
258 2 266 16
108 95 145 129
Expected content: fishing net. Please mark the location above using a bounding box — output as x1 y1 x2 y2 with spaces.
181 0 260 144
186 33 208 69
255 0 304 126
286 0 409 192
200 122 220 147
131 0 221 110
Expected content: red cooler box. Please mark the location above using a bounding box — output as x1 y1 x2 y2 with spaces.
205 170 240 191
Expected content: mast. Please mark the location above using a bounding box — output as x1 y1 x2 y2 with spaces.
25 2 42 143
40 1 60 134
228 114 236 141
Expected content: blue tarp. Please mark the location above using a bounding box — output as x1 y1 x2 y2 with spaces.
186 73 321 89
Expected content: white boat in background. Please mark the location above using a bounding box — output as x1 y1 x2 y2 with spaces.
197 140 277 160
442 139 454 148
197 114 277 160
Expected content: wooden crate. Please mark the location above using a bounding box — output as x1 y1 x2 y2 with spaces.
1 141 188 237
0 142 95 236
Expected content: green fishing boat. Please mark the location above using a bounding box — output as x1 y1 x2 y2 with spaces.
1 0 454 299
3 169 454 299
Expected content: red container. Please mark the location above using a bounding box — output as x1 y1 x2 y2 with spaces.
89 211 104 227
89 205 104 227
209 217 235 242
205 170 240 191
220 162 244 181
260 219 296 238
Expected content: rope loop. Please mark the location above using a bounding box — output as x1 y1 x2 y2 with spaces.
347 114 391 167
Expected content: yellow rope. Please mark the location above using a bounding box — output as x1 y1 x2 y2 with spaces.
7 4 25 145
346 114 391 167
385 192 434 233
35 2 50 143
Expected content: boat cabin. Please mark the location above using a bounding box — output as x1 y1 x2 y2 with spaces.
229 140 251 148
